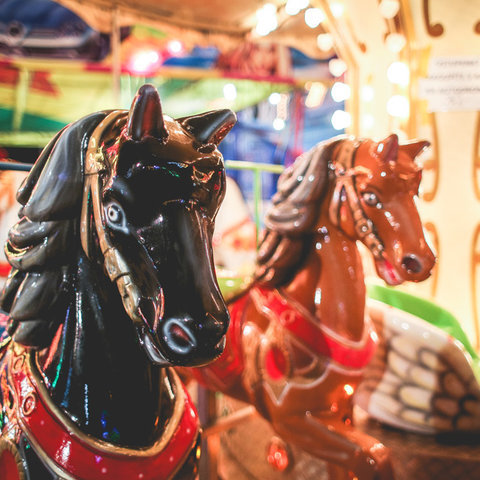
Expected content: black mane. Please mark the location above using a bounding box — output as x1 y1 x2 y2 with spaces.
0 112 109 347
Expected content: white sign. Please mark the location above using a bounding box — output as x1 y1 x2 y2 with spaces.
419 56 480 112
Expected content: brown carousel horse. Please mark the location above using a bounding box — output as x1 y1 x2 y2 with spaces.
192 134 436 479
0 84 235 479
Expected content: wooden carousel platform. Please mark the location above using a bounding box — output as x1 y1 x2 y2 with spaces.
209 396 480 480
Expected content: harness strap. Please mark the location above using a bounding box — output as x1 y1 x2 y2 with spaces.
8 347 199 480
328 139 385 261
252 286 377 370
80 111 143 328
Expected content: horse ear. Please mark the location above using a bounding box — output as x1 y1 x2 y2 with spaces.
376 134 399 162
399 140 431 159
127 84 168 142
179 109 237 145
22 112 109 222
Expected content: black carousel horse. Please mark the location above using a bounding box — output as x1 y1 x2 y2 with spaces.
0 84 235 479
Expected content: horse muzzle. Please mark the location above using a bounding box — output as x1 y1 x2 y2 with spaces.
376 250 436 286
140 310 228 367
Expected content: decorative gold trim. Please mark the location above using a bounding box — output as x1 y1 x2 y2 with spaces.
28 352 188 457
21 392 36 416
473 112 480 200
422 0 444 37
81 110 144 327
471 223 480 350
422 113 440 202
80 110 124 258
423 221 439 297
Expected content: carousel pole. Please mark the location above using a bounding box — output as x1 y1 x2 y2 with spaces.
13 67 29 133
112 6 121 106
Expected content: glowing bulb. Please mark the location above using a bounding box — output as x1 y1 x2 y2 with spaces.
330 2 345 18
305 8 326 28
269 92 281 105
329 58 347 77
130 49 161 74
285 0 308 16
166 40 184 55
331 110 351 130
223 83 237 101
331 82 351 102
255 3 278 36
273 117 286 130
387 95 409 117
385 32 406 53
317 33 334 51
379 0 400 19
387 61 410 86
361 85 375 102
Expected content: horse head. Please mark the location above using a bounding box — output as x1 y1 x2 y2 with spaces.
2 84 235 367
329 134 435 285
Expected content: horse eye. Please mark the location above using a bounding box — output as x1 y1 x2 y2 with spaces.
362 191 381 207
105 202 125 226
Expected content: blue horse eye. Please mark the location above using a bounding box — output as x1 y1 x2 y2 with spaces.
106 204 124 224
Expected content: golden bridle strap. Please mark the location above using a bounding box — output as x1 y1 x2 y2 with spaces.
80 111 143 328
328 139 385 261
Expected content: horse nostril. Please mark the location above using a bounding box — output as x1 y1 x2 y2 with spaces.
170 324 192 347
401 254 422 274
162 318 196 355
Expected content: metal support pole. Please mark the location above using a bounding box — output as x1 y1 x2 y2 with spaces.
111 7 121 106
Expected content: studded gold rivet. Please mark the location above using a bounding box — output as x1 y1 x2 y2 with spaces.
22 393 36 416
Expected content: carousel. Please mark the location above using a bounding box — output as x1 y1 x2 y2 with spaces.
0 1 479 479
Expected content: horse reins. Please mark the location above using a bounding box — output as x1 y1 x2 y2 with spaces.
80 111 144 329
328 139 385 261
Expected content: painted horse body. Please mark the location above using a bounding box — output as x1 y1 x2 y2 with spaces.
194 135 435 480
0 84 235 479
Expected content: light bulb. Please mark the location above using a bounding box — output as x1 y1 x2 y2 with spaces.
331 82 351 102
387 61 409 86
285 0 308 16
379 0 400 19
317 33 334 52
255 3 278 36
273 118 286 130
223 83 237 101
305 8 326 28
268 92 281 105
331 110 351 130
387 95 409 117
330 2 345 18
385 33 406 53
329 58 347 77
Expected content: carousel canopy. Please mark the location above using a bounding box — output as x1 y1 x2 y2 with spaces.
54 0 333 59
0 0 336 149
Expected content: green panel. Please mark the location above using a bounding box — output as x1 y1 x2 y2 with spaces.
157 77 291 117
21 112 66 132
0 108 13 131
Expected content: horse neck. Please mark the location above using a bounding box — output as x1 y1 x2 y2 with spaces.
283 205 366 342
36 250 174 448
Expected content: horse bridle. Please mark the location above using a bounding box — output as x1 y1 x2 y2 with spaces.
328 138 385 261
80 111 144 329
